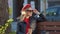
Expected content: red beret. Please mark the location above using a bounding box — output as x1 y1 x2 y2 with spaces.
22 4 31 11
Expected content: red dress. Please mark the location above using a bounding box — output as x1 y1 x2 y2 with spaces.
24 17 30 34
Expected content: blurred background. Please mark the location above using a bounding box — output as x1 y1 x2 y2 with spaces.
0 0 60 34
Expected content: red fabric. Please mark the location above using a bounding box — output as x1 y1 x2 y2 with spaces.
22 4 31 11
24 18 30 34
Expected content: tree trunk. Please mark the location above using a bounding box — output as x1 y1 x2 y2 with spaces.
0 0 10 34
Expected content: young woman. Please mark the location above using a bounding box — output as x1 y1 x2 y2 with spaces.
17 4 36 34
17 4 46 34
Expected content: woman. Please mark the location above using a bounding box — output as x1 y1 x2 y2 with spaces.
17 4 46 34
17 4 36 34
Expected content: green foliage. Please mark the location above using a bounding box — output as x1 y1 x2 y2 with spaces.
0 18 13 34
46 12 56 16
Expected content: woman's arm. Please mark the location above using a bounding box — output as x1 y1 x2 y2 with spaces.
17 14 26 22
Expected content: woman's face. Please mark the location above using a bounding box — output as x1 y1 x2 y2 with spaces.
26 7 33 17
26 10 33 17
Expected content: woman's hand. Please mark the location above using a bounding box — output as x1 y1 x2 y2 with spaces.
21 11 26 15
18 11 27 21
33 9 40 15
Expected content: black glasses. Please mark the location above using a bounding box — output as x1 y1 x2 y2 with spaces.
26 10 33 12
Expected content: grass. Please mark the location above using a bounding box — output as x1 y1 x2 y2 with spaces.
9 31 16 34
